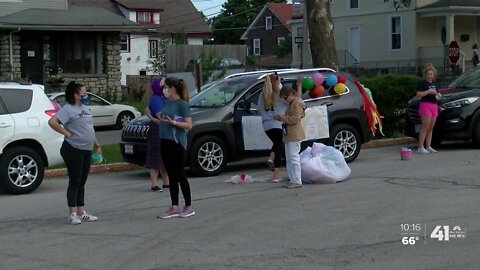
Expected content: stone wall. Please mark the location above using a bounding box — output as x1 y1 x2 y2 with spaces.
0 32 21 79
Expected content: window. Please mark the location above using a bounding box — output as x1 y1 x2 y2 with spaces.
149 40 158 58
349 0 358 9
0 89 32 113
137 11 153 24
49 33 101 74
253 39 261 55
265 16 272 30
391 16 402 50
277 37 286 45
120 34 130 52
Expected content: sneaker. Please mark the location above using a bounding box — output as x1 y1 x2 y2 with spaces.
162 184 170 189
67 213 81 225
159 206 180 219
79 211 98 222
417 147 429 154
179 206 196 218
426 147 438 153
151 186 163 192
285 183 302 189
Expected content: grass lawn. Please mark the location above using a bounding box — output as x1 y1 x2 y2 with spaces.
48 143 124 169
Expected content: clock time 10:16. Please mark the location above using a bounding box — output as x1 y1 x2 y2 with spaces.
401 224 421 232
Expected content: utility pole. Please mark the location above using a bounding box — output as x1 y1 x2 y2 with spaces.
301 0 309 69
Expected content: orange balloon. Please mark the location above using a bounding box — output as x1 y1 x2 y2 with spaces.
311 85 325 97
334 83 347 94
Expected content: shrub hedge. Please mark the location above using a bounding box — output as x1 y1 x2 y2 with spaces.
358 74 423 137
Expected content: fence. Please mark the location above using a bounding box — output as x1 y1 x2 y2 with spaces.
125 75 157 103
166 44 247 72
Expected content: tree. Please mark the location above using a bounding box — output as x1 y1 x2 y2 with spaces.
305 0 338 69
209 0 286 44
146 36 169 75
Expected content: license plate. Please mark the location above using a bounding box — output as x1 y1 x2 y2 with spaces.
415 124 422 133
124 144 133 154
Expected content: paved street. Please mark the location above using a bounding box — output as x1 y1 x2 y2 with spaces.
0 144 479 270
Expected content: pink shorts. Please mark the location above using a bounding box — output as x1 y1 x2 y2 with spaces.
418 102 438 117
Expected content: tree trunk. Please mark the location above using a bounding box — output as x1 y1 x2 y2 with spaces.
305 0 338 70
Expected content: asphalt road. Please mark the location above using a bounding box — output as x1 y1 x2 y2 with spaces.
0 143 479 270
95 127 122 145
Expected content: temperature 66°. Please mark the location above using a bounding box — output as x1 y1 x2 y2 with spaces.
402 236 419 245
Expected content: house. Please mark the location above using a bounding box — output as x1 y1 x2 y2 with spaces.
241 3 293 67
72 0 212 85
289 0 480 74
0 0 142 98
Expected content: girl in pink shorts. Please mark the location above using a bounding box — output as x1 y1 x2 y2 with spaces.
416 63 439 154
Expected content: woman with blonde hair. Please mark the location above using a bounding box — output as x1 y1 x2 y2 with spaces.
416 63 440 154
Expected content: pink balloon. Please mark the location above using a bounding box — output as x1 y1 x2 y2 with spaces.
312 72 324 86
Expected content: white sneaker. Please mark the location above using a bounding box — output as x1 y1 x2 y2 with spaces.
417 147 429 154
79 211 98 222
67 213 81 225
426 147 438 153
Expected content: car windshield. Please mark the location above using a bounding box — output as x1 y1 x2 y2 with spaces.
190 79 249 107
450 67 480 88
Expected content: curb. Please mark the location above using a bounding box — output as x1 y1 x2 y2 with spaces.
44 137 417 179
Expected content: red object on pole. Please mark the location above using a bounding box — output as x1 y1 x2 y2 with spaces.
448 41 460 64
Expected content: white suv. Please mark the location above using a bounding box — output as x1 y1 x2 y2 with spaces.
0 81 63 194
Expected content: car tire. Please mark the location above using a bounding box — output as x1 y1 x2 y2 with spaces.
116 111 135 129
0 147 45 195
189 135 228 177
328 123 361 163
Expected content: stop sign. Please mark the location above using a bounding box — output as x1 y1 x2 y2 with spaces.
448 41 460 64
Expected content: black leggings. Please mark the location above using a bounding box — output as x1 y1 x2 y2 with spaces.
61 141 91 207
160 139 192 206
265 128 284 168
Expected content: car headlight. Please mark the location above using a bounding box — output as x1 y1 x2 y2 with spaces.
441 97 479 109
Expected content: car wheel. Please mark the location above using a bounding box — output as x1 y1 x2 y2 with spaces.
328 123 361 163
0 147 45 194
189 135 228 177
116 111 135 129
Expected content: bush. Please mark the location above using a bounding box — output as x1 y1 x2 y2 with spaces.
358 74 422 137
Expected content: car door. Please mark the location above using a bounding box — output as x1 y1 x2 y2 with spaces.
0 93 15 152
87 93 115 126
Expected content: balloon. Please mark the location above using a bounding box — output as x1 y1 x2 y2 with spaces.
312 72 324 86
334 83 347 94
302 77 315 91
91 153 103 164
310 85 325 98
325 74 338 87
148 95 165 117
337 74 346 84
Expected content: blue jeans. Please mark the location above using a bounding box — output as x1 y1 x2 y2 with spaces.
285 141 302 185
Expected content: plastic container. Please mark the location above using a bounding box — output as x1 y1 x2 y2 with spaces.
400 147 413 161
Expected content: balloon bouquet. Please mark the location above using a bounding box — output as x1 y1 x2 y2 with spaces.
301 72 348 98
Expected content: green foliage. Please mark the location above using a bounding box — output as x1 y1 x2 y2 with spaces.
197 51 224 83
384 0 412 10
274 36 292 58
133 85 145 102
174 33 187 44
49 143 124 168
358 74 422 137
246 54 256 66
209 0 287 44
146 36 169 75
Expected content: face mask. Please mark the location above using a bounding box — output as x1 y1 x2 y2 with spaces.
163 87 171 99
80 94 89 105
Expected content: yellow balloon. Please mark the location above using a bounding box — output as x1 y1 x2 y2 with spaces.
334 83 347 94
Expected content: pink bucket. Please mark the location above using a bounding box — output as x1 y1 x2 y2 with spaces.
400 148 413 160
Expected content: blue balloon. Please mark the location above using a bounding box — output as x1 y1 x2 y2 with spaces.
148 95 165 117
325 74 338 87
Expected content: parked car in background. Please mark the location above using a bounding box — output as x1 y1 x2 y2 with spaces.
0 80 63 194
120 69 373 177
405 67 480 147
48 92 140 129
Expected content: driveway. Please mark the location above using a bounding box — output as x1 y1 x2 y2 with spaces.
0 144 478 270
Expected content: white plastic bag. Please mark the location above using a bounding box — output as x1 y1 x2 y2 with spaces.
300 143 351 183
226 173 255 184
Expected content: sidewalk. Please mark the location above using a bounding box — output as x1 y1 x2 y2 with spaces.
44 137 417 179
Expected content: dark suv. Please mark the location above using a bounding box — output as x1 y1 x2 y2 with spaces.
120 68 373 177
405 67 480 146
